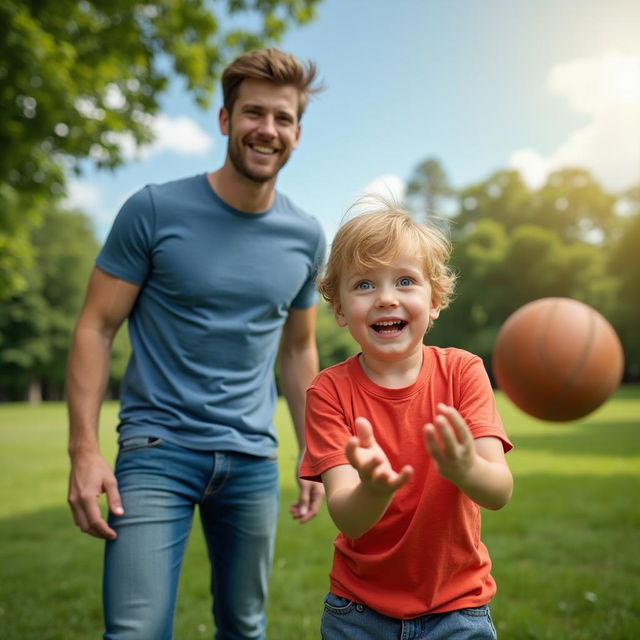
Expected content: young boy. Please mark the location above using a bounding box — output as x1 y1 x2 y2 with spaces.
300 199 513 639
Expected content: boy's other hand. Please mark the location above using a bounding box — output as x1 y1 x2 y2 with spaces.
424 403 476 483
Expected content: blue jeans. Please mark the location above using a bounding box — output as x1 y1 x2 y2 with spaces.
103 437 279 640
321 593 497 640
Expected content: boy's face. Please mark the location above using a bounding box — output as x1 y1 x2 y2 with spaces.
334 252 440 364
219 78 301 184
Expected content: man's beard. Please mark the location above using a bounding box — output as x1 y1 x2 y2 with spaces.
227 129 291 184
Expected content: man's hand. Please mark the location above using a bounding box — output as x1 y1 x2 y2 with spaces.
68 452 123 540
346 417 413 496
290 472 325 523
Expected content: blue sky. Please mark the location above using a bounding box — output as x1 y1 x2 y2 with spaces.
68 0 640 243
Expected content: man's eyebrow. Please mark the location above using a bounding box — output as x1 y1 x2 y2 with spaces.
240 102 263 110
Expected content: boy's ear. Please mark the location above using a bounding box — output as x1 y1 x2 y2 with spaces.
334 304 348 327
429 298 441 322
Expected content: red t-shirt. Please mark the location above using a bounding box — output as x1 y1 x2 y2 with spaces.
300 345 513 619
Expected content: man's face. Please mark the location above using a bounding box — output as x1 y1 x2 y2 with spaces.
220 78 301 184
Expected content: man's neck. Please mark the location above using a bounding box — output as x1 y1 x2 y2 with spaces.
207 164 277 213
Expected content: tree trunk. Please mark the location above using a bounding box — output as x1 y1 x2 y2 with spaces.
27 374 42 405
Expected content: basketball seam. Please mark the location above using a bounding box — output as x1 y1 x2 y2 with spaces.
541 304 596 420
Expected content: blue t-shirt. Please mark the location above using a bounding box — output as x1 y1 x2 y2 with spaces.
97 173 326 456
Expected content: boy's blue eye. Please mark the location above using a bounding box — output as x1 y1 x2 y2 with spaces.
398 277 413 287
357 281 372 290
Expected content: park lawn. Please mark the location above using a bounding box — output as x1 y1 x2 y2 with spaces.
0 388 639 639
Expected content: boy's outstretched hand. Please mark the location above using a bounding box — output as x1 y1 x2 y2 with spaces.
346 417 413 495
423 403 513 510
424 403 476 484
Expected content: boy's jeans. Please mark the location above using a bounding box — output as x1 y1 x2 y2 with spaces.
103 437 279 640
321 593 498 640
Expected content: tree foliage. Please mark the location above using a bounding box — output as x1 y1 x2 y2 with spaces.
0 0 323 299
421 162 634 380
607 210 640 372
0 208 99 401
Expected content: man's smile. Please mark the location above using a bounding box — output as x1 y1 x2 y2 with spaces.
250 143 277 155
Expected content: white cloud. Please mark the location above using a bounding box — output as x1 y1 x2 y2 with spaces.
150 114 214 156
64 179 135 239
508 148 551 190
107 114 214 161
343 174 406 217
360 174 406 204
509 52 640 191
64 179 103 212
549 52 640 116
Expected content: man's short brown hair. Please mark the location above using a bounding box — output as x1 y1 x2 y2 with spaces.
222 48 321 119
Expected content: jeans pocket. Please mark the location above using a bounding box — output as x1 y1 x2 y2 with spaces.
323 592 355 615
459 605 489 618
118 436 164 455
459 605 497 639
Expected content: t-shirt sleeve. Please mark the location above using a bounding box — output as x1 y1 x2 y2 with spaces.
290 224 326 309
458 355 513 453
300 381 353 482
96 186 155 285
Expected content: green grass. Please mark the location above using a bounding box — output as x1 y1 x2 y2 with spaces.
1 389 639 639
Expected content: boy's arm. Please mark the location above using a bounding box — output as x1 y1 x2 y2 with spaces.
424 403 513 510
322 417 413 539
279 305 324 523
67 267 141 539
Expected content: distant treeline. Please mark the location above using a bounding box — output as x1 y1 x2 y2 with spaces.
1 161 638 402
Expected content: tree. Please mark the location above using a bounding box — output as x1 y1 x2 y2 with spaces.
429 210 609 367
0 0 323 299
455 169 533 236
608 203 640 376
0 208 99 401
531 168 617 243
428 218 507 358
405 157 455 222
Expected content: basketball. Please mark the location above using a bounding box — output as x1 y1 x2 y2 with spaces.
492 297 624 421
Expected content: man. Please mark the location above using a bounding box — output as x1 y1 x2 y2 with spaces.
67 48 326 640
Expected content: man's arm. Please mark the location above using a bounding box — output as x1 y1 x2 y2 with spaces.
278 305 324 523
66 267 141 539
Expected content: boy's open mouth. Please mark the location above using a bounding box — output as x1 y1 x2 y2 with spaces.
371 320 407 334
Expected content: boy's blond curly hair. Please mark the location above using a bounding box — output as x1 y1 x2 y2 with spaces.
318 196 456 316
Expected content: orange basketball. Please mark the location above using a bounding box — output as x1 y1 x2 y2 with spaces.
492 297 624 421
